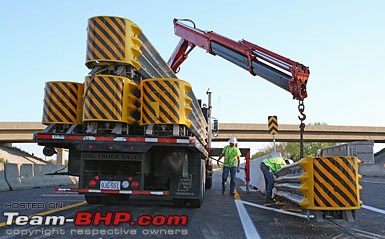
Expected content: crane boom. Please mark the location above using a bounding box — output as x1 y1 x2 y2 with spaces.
167 19 310 100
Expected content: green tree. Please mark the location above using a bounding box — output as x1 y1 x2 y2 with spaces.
251 122 337 161
252 142 287 159
285 141 336 161
252 141 336 161
252 145 273 159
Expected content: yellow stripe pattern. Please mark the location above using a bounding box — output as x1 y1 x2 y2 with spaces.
42 81 83 124
83 75 138 123
86 16 142 70
298 157 362 210
138 78 192 127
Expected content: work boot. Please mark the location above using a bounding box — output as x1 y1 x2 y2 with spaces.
264 199 274 206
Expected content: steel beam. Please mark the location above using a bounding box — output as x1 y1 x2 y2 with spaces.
213 123 385 143
1 122 385 143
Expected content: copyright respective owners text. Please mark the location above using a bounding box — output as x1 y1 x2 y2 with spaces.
2 202 190 238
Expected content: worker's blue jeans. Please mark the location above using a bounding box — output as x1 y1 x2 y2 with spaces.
260 162 275 202
222 166 236 193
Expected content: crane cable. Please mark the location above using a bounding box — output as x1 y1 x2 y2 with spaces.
298 100 306 159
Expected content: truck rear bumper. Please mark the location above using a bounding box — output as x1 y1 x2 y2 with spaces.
56 187 169 196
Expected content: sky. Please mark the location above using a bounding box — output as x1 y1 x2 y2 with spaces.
1 0 385 158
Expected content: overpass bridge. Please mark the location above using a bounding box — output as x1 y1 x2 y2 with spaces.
1 122 385 143
214 123 385 143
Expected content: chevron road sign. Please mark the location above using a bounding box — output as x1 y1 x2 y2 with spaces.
268 116 278 135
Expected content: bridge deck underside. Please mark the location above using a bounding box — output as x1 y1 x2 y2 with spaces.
1 122 385 143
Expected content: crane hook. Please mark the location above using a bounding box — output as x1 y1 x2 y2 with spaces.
298 100 306 121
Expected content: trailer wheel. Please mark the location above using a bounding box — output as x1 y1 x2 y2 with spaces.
205 164 213 189
85 195 101 204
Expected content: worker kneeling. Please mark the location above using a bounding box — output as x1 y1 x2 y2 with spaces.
218 137 241 195
260 157 287 205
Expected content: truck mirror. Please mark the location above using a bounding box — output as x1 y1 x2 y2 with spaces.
201 106 208 122
212 119 218 136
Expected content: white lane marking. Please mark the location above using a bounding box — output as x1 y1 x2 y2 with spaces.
353 231 385 239
362 205 385 215
242 200 312 219
350 228 385 239
235 199 261 239
360 180 385 185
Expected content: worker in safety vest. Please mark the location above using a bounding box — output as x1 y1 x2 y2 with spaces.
218 137 241 195
260 157 287 205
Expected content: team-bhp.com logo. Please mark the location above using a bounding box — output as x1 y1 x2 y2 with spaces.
4 211 188 226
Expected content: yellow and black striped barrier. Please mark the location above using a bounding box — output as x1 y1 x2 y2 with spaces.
312 157 361 209
83 74 138 123
274 156 362 221
139 78 191 126
138 78 207 145
86 16 179 79
42 16 208 143
42 81 84 125
85 16 142 70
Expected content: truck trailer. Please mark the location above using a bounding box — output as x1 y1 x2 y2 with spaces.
34 16 310 207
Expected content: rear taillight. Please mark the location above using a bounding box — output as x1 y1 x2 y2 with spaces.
131 181 139 189
88 180 97 188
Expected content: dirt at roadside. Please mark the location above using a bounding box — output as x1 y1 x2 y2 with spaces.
0 146 46 164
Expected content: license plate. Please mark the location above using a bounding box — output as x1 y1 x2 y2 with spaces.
100 181 121 190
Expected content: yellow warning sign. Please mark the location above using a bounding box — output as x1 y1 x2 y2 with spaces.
268 116 278 135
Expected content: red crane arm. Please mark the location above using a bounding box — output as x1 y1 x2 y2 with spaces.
167 19 310 100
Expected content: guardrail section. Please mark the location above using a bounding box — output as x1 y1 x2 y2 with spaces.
275 156 362 221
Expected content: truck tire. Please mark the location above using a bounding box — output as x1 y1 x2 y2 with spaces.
85 195 101 204
205 164 213 189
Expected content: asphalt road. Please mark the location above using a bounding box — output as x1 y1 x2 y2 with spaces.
0 171 384 239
